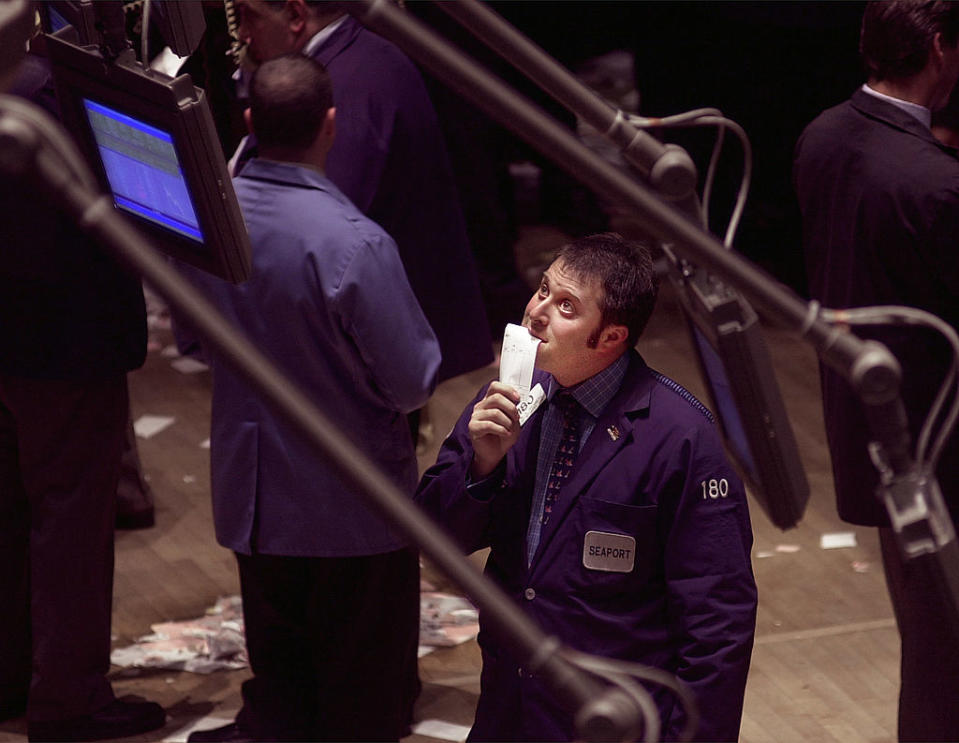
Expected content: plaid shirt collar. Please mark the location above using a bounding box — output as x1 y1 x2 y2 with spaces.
546 352 629 418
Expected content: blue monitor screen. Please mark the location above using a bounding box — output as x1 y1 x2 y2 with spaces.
82 98 203 243
48 7 70 32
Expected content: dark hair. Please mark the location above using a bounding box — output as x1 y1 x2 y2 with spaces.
248 53 332 151
860 0 959 80
556 232 659 348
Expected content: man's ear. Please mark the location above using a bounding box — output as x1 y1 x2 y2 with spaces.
600 324 629 351
285 0 308 34
243 107 253 136
322 106 336 145
932 31 950 69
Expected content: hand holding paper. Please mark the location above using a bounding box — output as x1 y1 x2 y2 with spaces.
499 323 545 426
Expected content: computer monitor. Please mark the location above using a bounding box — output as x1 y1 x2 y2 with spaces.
43 27 251 282
38 1 98 44
671 266 810 529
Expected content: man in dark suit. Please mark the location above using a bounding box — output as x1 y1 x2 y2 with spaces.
794 2 959 739
417 234 757 742
232 0 493 384
0 50 165 742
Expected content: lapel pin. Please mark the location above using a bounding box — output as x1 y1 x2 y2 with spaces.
607 425 620 441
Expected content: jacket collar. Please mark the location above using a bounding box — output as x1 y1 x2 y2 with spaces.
308 15 364 67
850 87 955 155
237 158 344 197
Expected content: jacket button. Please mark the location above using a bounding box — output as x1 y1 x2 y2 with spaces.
517 666 524 677
524 588 536 600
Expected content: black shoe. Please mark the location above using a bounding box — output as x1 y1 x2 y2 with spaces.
28 698 166 742
115 507 155 530
187 721 256 742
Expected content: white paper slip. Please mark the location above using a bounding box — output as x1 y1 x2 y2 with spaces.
411 719 472 742
517 383 546 426
133 415 176 439
164 716 237 743
820 531 857 550
171 357 209 374
499 323 541 397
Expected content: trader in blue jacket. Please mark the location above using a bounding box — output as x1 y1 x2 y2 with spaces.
417 233 757 742
184 54 440 743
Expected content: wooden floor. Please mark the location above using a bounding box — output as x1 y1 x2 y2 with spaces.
0 238 902 743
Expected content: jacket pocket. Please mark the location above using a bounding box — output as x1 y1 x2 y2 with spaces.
565 496 660 598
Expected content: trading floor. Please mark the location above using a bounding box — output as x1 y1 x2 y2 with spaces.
0 227 899 743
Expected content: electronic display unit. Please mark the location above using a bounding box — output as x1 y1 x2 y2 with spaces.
37 1 97 45
43 27 250 282
671 266 810 529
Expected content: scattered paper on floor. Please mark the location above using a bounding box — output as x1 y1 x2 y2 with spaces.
111 592 479 674
111 596 246 674
411 719 472 742
133 415 176 439
171 357 209 374
820 531 858 550
420 592 480 648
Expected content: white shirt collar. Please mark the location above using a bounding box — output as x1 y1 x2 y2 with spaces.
232 15 349 92
303 15 349 58
861 83 932 129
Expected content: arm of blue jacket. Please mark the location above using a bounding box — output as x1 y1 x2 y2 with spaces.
335 232 441 414
660 427 758 742
416 383 505 554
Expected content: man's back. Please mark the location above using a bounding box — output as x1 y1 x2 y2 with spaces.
187 159 440 557
795 87 959 524
311 16 493 381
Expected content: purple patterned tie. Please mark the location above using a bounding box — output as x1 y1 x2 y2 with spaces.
542 393 580 525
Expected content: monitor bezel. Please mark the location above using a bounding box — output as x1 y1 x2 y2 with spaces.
671 266 810 529
44 27 251 283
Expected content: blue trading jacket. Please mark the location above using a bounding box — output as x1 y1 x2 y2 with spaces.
417 351 757 742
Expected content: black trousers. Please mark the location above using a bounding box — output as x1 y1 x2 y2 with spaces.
235 546 420 742
0 374 126 721
880 527 959 741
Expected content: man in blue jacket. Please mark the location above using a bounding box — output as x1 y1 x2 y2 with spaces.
417 234 757 742
185 54 440 743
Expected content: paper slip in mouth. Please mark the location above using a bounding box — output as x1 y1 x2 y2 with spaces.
500 323 540 397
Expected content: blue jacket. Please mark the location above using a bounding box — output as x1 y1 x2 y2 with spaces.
185 159 440 557
308 16 493 382
417 351 756 742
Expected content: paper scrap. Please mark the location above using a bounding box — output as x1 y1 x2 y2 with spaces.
775 544 801 553
419 592 479 648
517 383 546 426
200 439 211 449
821 531 858 550
110 596 246 674
411 719 472 742
852 560 871 573
112 592 478 676
134 415 175 439
161 344 181 358
171 357 209 374
755 550 774 559
164 716 237 743
500 323 540 397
